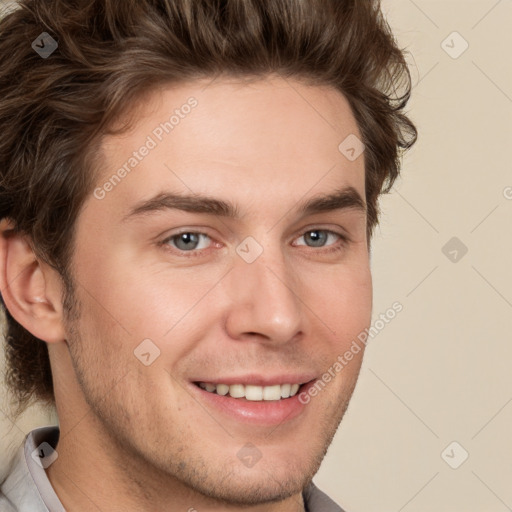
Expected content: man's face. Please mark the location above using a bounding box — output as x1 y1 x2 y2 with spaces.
58 76 372 505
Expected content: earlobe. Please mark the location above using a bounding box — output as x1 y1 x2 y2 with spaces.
0 219 67 344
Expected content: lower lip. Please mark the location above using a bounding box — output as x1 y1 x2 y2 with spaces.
189 380 317 426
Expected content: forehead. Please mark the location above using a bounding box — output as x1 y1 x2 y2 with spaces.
91 76 365 219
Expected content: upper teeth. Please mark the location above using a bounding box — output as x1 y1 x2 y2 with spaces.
197 382 301 401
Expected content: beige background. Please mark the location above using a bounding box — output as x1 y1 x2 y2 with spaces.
1 1 511 510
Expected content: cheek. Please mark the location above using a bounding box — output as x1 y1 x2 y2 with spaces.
306 266 372 386
73 242 172 337
71 252 212 383
314 264 373 340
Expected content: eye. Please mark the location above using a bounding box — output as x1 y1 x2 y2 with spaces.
162 232 213 253
294 229 348 252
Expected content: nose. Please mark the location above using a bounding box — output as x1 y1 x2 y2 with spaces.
223 243 304 345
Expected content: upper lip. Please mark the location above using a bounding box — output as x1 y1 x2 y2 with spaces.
192 373 318 387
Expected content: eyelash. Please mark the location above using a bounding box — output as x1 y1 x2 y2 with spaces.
158 228 350 258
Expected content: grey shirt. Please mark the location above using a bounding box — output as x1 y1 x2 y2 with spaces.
0 426 345 512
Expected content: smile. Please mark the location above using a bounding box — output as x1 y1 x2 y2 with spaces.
194 382 303 401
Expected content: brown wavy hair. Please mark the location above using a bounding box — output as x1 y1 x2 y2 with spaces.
0 0 417 417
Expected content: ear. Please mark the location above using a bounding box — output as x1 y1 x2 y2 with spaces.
0 219 67 344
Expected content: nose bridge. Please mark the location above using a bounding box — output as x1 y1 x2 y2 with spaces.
224 237 304 342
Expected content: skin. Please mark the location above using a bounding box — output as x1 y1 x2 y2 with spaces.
0 75 372 511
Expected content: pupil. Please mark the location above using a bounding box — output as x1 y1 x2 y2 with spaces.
178 233 198 249
307 230 325 247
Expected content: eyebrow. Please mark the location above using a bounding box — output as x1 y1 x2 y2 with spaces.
121 185 366 223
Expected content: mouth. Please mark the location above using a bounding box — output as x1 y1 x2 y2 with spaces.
192 381 310 401
189 378 319 426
